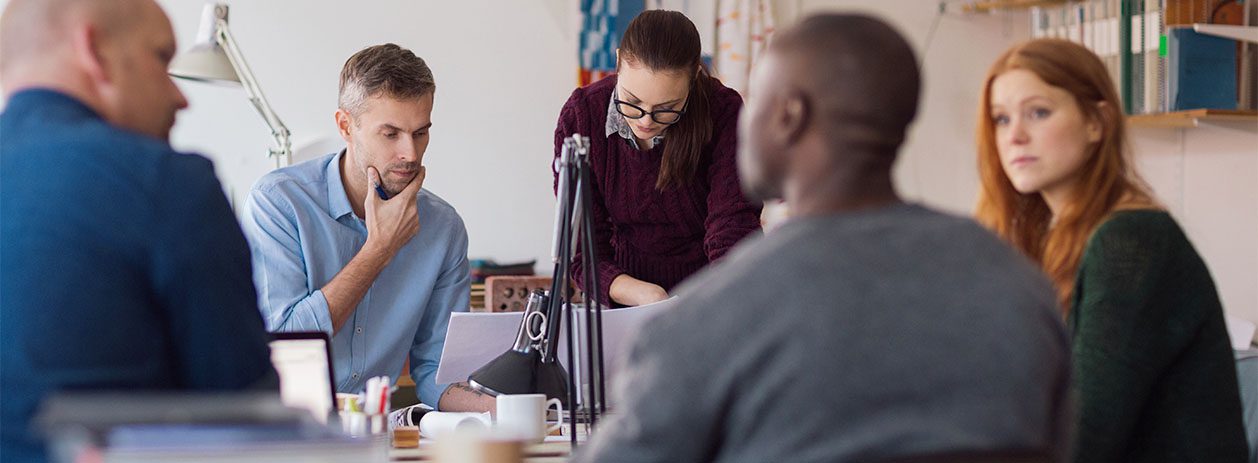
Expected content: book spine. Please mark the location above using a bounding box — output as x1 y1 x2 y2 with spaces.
1131 0 1145 114
1149 2 1160 113
1121 0 1134 114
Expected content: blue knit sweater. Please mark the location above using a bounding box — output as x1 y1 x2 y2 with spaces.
0 89 276 463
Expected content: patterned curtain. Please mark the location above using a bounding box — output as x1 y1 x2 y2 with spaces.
714 0 775 97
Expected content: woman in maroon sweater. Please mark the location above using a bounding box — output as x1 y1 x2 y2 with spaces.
553 10 762 307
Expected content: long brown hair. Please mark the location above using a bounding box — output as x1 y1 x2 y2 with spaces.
618 10 713 190
975 39 1155 312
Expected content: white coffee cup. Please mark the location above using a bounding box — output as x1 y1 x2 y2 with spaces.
494 394 562 443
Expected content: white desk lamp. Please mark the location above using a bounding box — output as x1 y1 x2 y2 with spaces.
169 3 291 168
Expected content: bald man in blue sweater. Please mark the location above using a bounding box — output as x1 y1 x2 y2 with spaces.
0 1 276 461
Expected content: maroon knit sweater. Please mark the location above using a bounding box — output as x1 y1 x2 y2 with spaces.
553 75 763 305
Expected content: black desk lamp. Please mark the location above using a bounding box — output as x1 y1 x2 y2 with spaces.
467 135 607 446
466 290 568 402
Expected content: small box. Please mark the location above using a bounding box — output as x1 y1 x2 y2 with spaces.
392 426 420 448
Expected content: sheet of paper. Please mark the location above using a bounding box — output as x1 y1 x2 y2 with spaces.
434 298 675 386
1226 314 1256 351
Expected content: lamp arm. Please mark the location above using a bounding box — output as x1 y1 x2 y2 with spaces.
215 20 291 168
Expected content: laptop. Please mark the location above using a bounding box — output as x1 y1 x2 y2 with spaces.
269 331 337 424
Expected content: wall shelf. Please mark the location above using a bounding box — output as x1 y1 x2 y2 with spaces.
960 0 1066 13
1192 24 1258 44
1128 109 1258 129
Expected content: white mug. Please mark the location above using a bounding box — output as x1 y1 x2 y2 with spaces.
494 394 562 443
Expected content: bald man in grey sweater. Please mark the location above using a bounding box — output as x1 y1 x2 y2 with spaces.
574 14 1071 463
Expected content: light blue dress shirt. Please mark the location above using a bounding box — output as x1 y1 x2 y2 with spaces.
242 151 470 406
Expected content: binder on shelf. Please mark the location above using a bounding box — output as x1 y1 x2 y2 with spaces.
995 0 1253 119
1105 0 1123 92
1166 26 1239 111
1034 0 1245 115
1143 0 1165 114
1131 0 1146 113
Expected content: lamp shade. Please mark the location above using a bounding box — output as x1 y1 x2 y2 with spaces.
168 3 239 84
169 43 239 83
468 350 569 408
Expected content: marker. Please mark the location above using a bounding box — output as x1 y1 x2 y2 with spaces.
365 377 379 414
379 381 388 414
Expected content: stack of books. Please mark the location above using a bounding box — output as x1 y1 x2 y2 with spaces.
469 259 537 284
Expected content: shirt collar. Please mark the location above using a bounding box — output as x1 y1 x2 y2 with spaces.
605 90 664 150
325 149 356 221
6 88 105 124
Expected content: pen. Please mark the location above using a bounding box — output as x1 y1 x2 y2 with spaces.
373 182 390 200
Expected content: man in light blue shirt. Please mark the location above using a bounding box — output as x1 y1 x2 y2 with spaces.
243 44 492 411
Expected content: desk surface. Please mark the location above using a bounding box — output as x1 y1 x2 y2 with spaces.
389 437 574 462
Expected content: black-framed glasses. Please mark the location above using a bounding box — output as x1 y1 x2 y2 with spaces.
614 98 687 125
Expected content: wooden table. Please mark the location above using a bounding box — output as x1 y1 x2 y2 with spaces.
388 437 575 462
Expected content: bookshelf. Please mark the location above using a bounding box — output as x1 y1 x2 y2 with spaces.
1129 109 1258 128
960 1 1257 131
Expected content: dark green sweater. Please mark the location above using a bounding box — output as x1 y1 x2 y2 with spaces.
1069 210 1248 462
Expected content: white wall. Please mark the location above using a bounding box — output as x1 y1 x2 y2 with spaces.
776 1 1258 324
774 1 1031 212
1130 123 1258 324
160 0 580 270
4 0 1254 323
160 0 1031 279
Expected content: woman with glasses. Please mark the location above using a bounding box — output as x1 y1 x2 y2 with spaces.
975 39 1247 462
552 10 761 307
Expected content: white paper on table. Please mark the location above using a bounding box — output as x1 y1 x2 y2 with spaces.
434 298 676 388
1225 315 1256 351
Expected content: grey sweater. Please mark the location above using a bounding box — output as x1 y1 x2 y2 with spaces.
574 203 1072 463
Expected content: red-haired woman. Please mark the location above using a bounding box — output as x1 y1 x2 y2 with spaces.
553 10 762 307
975 38 1247 462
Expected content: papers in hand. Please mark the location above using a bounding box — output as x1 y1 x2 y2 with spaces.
435 298 676 387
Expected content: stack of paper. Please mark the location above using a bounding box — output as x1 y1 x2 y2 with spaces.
435 298 677 402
